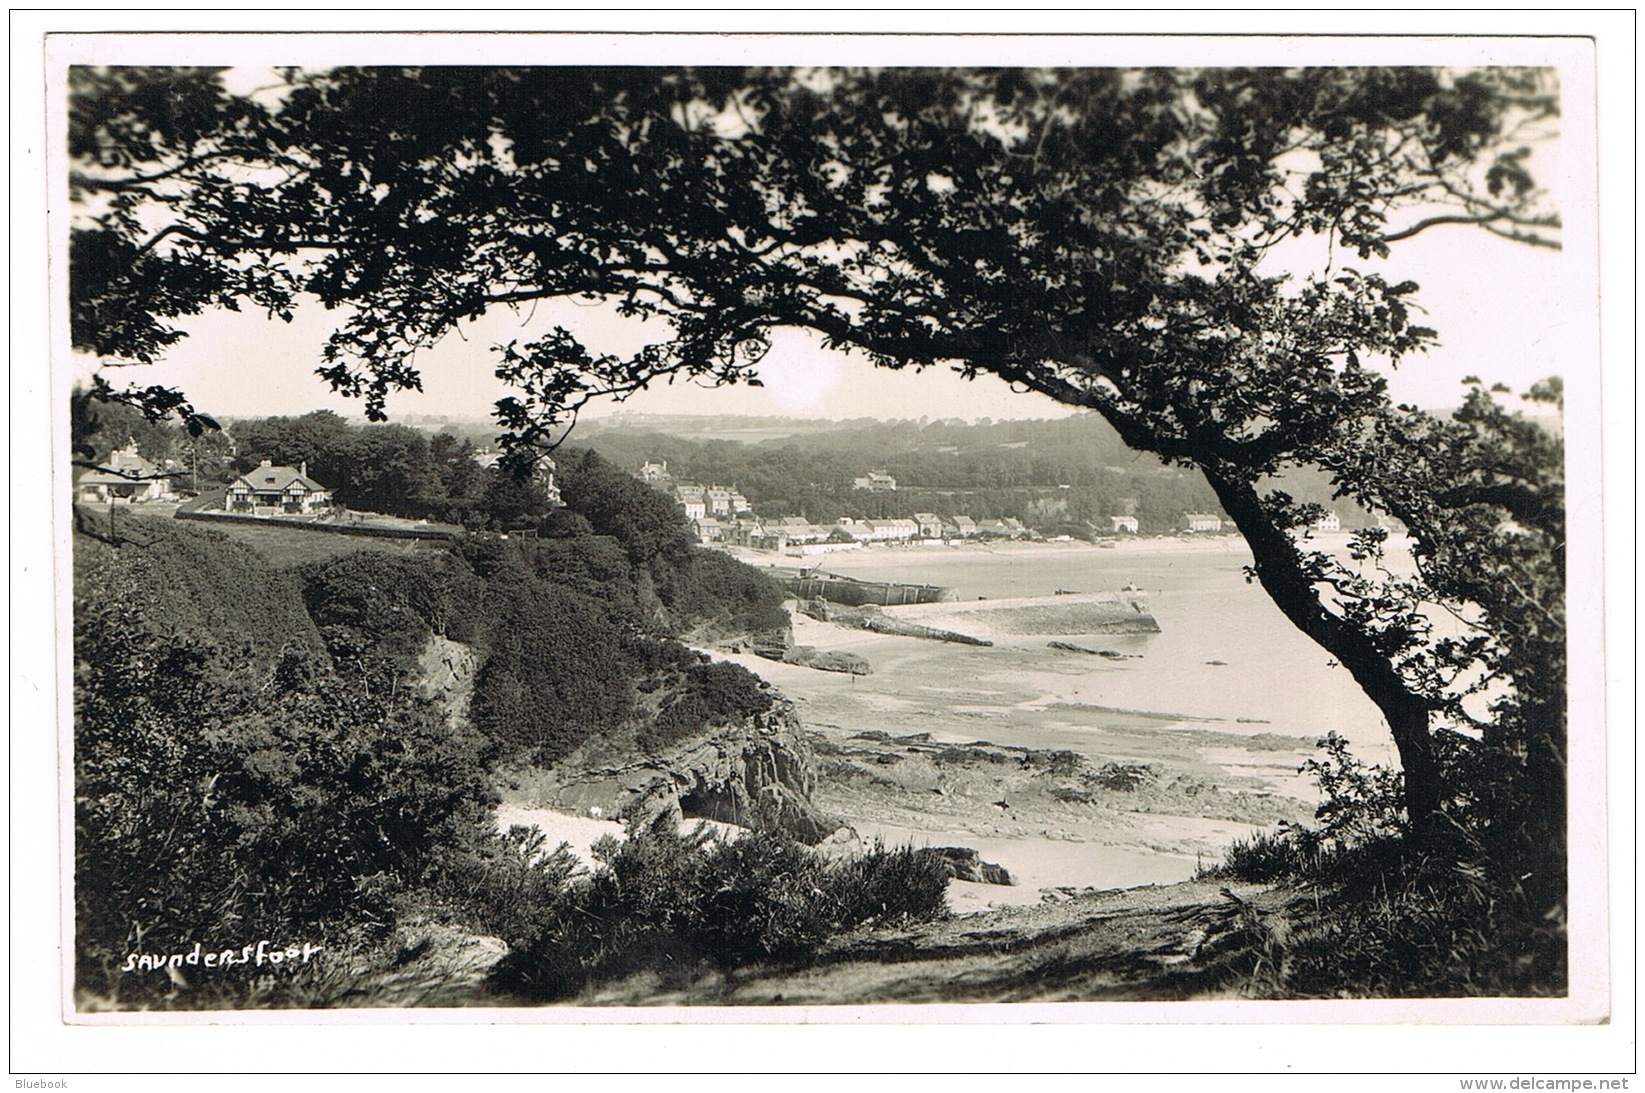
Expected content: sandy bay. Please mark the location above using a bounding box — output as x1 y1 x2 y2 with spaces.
706 536 1397 910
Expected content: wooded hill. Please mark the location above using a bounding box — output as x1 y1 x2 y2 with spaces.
575 414 1370 533
72 443 797 1006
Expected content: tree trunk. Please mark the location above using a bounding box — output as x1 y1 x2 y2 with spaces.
1199 462 1443 838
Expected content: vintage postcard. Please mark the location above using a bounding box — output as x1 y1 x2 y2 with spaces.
13 14 1631 1080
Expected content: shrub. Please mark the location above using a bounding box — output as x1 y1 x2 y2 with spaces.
662 548 791 635
640 660 774 752
467 579 638 763
74 602 496 1007
1206 733 1565 997
483 818 949 1000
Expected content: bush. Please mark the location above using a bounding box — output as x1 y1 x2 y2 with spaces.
74 602 496 1007
467 579 639 763
299 551 485 660
1206 825 1326 884
1205 733 1566 997
482 818 949 1000
662 548 791 635
640 660 774 752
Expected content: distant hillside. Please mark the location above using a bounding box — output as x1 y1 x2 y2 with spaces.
575 415 1386 534
571 416 1211 533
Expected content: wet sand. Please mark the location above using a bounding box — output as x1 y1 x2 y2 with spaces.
710 543 1322 908
498 538 1329 914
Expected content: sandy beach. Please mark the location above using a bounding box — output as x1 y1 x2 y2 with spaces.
704 537 1348 909
499 536 1381 914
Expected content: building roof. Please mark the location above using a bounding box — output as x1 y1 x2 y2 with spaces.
232 461 329 493
76 444 168 487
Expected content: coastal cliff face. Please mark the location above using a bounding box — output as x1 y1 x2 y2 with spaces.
526 699 843 845
407 626 840 845
415 634 480 724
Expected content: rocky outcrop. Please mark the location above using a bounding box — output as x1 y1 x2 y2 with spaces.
781 646 873 675
719 626 874 675
415 635 480 724
535 700 845 845
926 847 1014 886
1048 641 1141 659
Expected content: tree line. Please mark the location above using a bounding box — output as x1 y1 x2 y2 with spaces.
580 415 1379 533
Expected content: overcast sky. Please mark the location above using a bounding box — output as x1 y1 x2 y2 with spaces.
82 208 1577 426
67 54 1589 427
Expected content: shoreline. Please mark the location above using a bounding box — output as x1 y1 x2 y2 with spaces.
725 533 1263 576
501 535 1332 914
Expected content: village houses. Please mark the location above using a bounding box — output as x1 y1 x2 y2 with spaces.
634 458 1039 550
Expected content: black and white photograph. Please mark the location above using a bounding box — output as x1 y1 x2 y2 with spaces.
14 14 1632 1081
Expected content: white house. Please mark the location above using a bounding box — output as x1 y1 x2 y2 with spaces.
673 484 707 520
1183 512 1223 533
1110 515 1139 534
852 471 897 492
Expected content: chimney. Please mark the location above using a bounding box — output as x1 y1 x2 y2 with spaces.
260 458 272 467
301 461 308 477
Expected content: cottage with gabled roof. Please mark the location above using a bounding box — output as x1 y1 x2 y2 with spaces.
227 460 334 515
75 442 176 504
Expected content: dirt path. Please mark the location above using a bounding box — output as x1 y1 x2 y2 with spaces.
574 878 1282 1006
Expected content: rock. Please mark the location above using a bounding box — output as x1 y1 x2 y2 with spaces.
781 645 874 675
414 635 480 724
813 825 864 860
749 627 797 661
925 846 1015 886
537 699 842 845
1047 641 1140 659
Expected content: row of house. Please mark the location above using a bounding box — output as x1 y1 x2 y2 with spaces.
639 462 752 521
686 512 1034 550
633 459 1349 546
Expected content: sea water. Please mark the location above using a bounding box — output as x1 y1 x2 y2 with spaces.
813 538 1399 767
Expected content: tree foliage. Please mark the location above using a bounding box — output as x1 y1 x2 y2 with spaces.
72 515 497 1005
68 65 1565 851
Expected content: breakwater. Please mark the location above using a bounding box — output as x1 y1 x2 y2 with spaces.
777 568 957 607
799 598 992 646
886 592 1161 635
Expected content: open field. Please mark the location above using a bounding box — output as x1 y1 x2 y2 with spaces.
190 517 454 567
